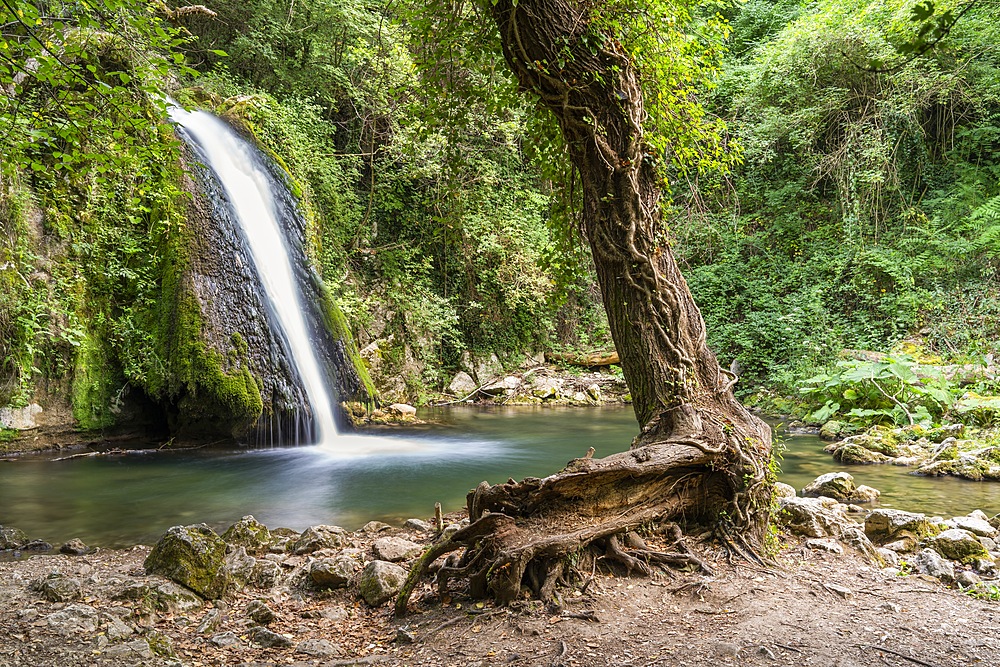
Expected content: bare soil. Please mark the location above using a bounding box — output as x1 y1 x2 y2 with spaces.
1 531 997 667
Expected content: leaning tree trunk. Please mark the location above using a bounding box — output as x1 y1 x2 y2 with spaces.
397 0 773 613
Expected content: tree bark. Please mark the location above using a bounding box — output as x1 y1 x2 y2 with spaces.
397 0 774 613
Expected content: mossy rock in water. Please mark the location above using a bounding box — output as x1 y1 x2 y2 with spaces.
819 420 844 441
801 472 856 501
930 529 991 563
221 515 272 556
833 444 892 465
144 524 231 599
0 525 28 550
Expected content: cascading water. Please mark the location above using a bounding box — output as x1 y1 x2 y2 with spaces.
169 107 338 445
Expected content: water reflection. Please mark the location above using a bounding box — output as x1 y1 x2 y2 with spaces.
1 405 997 547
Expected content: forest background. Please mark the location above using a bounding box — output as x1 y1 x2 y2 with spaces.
2 0 1000 436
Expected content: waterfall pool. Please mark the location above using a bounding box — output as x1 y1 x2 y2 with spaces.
2 405 998 547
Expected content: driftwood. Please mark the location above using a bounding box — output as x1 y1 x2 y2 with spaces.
545 351 620 367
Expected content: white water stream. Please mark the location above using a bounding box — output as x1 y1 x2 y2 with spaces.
169 107 338 444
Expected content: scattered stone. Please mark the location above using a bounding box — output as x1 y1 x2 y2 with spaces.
773 482 797 499
57 538 89 555
250 558 283 589
144 524 231 599
358 560 408 606
913 548 955 583
442 523 462 540
290 525 348 554
196 608 225 634
310 556 359 589
249 625 293 648
712 642 740 657
32 573 83 602
806 538 843 554
246 599 276 624
585 384 602 401
295 638 345 658
879 602 901 613
103 613 136 641
952 515 998 538
778 497 854 538
404 518 432 532
387 403 417 417
102 639 154 661
956 570 983 589
45 604 99 635
209 631 244 648
824 583 852 599
222 515 272 555
373 536 423 562
852 485 880 503
802 472 856 502
116 581 204 614
971 557 998 576
531 376 563 399
225 546 258 589
361 521 393 534
833 444 893 465
319 606 350 622
21 539 53 552
876 548 899 567
0 525 27 550
396 628 417 644
930 529 991 562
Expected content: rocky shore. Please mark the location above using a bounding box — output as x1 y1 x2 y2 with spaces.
2 478 1000 667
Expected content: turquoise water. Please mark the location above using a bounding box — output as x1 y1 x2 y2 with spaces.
1 405 997 547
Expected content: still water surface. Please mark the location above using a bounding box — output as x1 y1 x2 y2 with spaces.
2 405 998 547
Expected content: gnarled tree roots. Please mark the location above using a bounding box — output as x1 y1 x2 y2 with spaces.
396 439 767 616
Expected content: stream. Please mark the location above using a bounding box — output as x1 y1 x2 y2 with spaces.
2 405 998 548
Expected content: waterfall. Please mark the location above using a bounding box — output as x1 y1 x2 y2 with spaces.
169 107 338 445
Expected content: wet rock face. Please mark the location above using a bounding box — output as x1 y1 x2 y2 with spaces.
143 523 231 599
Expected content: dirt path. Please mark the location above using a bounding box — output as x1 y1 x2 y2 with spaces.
1 532 997 667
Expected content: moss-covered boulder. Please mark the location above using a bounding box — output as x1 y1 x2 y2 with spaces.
358 560 407 606
929 529 991 563
819 420 844 441
865 509 938 544
833 444 892 465
802 472 856 501
222 515 272 556
0 525 27 549
144 524 231 599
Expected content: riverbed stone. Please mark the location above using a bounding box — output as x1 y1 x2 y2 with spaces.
865 509 938 543
931 529 991 562
0 525 27 549
59 538 89 555
22 539 52 552
852 485 880 503
819 420 844 440
290 525 349 554
196 608 225 635
387 403 417 417
913 548 955 583
361 521 393 534
31 573 83 602
209 631 244 648
531 376 563 399
310 556 359 589
373 536 423 562
103 613 136 641
144 524 231 599
956 570 983 589
296 638 345 658
222 515 272 555
250 558 283 588
358 560 407 606
832 444 892 465
46 604 99 635
802 472 856 501
116 581 205 614
224 546 257 590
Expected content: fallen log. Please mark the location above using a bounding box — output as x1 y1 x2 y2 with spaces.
545 350 620 367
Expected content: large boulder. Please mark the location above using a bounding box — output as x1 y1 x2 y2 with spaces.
45 604 99 636
310 557 360 590
801 472 856 501
930 529 991 563
144 524 231 599
222 515 272 555
951 514 999 538
447 371 478 397
832 444 892 465
116 581 204 614
777 496 878 558
358 560 407 606
290 525 348 555
865 509 938 544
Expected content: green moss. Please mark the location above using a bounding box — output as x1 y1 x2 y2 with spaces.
70 330 120 430
317 280 378 407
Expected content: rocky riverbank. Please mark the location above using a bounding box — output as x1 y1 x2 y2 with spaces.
2 482 1000 667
